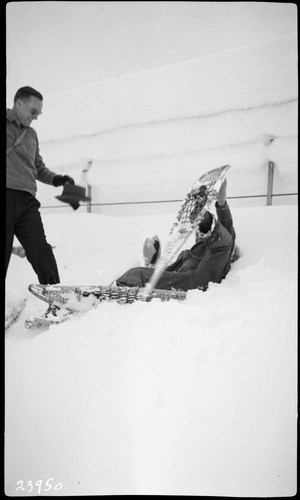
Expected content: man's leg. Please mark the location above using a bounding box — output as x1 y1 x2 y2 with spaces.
116 266 194 291
6 189 17 276
116 267 154 287
15 192 60 284
156 270 194 291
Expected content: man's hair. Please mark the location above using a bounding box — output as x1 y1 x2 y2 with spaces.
14 86 43 104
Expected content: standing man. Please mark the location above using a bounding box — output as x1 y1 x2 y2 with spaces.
6 86 75 284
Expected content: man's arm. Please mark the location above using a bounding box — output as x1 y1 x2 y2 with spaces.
34 134 75 187
192 221 234 289
215 201 235 237
215 178 235 238
34 133 58 185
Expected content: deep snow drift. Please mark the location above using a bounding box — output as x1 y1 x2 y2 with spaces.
35 34 297 213
5 203 297 497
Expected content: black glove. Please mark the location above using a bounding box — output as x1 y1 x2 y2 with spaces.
53 175 75 187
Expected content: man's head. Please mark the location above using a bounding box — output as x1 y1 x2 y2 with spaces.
12 86 43 127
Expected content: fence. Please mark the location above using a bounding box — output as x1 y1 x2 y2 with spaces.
41 162 297 212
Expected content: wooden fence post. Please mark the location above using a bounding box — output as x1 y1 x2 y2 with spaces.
267 161 275 206
81 160 93 212
87 183 92 213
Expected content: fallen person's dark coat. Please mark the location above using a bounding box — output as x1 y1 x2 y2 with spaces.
116 201 236 292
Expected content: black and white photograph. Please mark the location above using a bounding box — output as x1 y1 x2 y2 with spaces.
5 2 297 497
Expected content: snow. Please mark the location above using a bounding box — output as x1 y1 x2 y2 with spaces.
5 205 297 497
5 32 297 497
34 33 297 212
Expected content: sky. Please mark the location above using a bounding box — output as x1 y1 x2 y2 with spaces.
6 2 297 103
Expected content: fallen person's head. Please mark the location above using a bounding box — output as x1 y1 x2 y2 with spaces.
196 210 216 239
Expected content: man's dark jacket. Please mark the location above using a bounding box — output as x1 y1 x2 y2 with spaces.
117 201 236 292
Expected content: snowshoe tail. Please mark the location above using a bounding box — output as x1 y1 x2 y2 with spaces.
25 303 72 329
5 298 27 331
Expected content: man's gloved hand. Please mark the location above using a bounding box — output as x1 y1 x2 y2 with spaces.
53 175 75 187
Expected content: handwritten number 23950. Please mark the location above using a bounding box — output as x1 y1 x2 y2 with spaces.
16 478 63 494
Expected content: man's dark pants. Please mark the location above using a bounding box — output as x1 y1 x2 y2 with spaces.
116 267 194 291
6 188 60 284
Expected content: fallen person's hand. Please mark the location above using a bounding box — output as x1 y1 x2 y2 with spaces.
216 178 227 205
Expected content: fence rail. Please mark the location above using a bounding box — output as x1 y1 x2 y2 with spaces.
40 161 297 211
40 192 297 210
90 192 298 206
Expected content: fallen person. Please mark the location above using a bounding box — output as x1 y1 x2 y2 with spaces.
116 179 240 292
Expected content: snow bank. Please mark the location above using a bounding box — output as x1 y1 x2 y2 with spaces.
33 34 297 210
37 35 297 142
5 204 297 496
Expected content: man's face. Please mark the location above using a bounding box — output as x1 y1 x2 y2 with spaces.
14 96 43 126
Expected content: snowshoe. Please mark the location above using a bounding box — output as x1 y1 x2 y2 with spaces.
25 303 72 329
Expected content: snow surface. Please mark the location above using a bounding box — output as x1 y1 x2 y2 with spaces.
5 204 297 497
5 29 297 497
